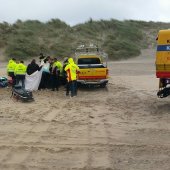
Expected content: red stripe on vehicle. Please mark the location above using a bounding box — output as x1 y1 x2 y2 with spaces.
156 71 170 78
78 76 106 79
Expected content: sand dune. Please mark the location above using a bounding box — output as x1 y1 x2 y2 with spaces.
0 49 170 170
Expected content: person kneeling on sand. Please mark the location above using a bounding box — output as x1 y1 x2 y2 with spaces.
7 58 17 86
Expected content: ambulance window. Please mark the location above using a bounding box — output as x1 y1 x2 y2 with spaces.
78 58 101 64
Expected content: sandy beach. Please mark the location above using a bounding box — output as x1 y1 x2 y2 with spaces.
0 49 170 170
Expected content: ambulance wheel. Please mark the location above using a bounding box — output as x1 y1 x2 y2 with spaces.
100 83 106 88
159 78 166 88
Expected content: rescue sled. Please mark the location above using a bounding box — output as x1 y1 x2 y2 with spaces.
11 85 34 102
0 77 8 87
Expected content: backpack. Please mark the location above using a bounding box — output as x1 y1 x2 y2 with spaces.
0 77 8 87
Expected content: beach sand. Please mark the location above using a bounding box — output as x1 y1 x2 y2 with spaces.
0 49 170 170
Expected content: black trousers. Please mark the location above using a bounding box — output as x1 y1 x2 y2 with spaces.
51 74 59 90
66 80 77 97
15 75 25 88
39 72 50 89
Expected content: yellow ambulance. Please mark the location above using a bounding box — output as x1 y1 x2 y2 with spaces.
75 44 109 87
156 29 170 97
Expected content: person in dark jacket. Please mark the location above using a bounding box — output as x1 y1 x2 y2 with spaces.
27 59 41 75
62 57 68 85
51 58 60 91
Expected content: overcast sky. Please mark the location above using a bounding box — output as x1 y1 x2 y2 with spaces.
0 0 170 25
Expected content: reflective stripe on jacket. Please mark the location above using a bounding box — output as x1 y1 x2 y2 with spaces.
14 63 27 75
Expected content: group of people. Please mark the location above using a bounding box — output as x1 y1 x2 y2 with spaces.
6 55 80 97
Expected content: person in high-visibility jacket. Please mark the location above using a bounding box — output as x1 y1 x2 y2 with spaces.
14 61 27 88
7 58 17 86
51 58 60 91
52 58 63 88
62 57 68 85
64 57 79 97
53 59 63 74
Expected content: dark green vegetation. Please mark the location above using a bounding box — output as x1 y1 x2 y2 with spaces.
0 18 170 60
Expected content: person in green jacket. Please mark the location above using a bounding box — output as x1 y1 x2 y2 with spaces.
52 58 63 89
51 58 59 91
7 58 17 86
14 61 27 88
53 59 63 74
62 57 68 85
